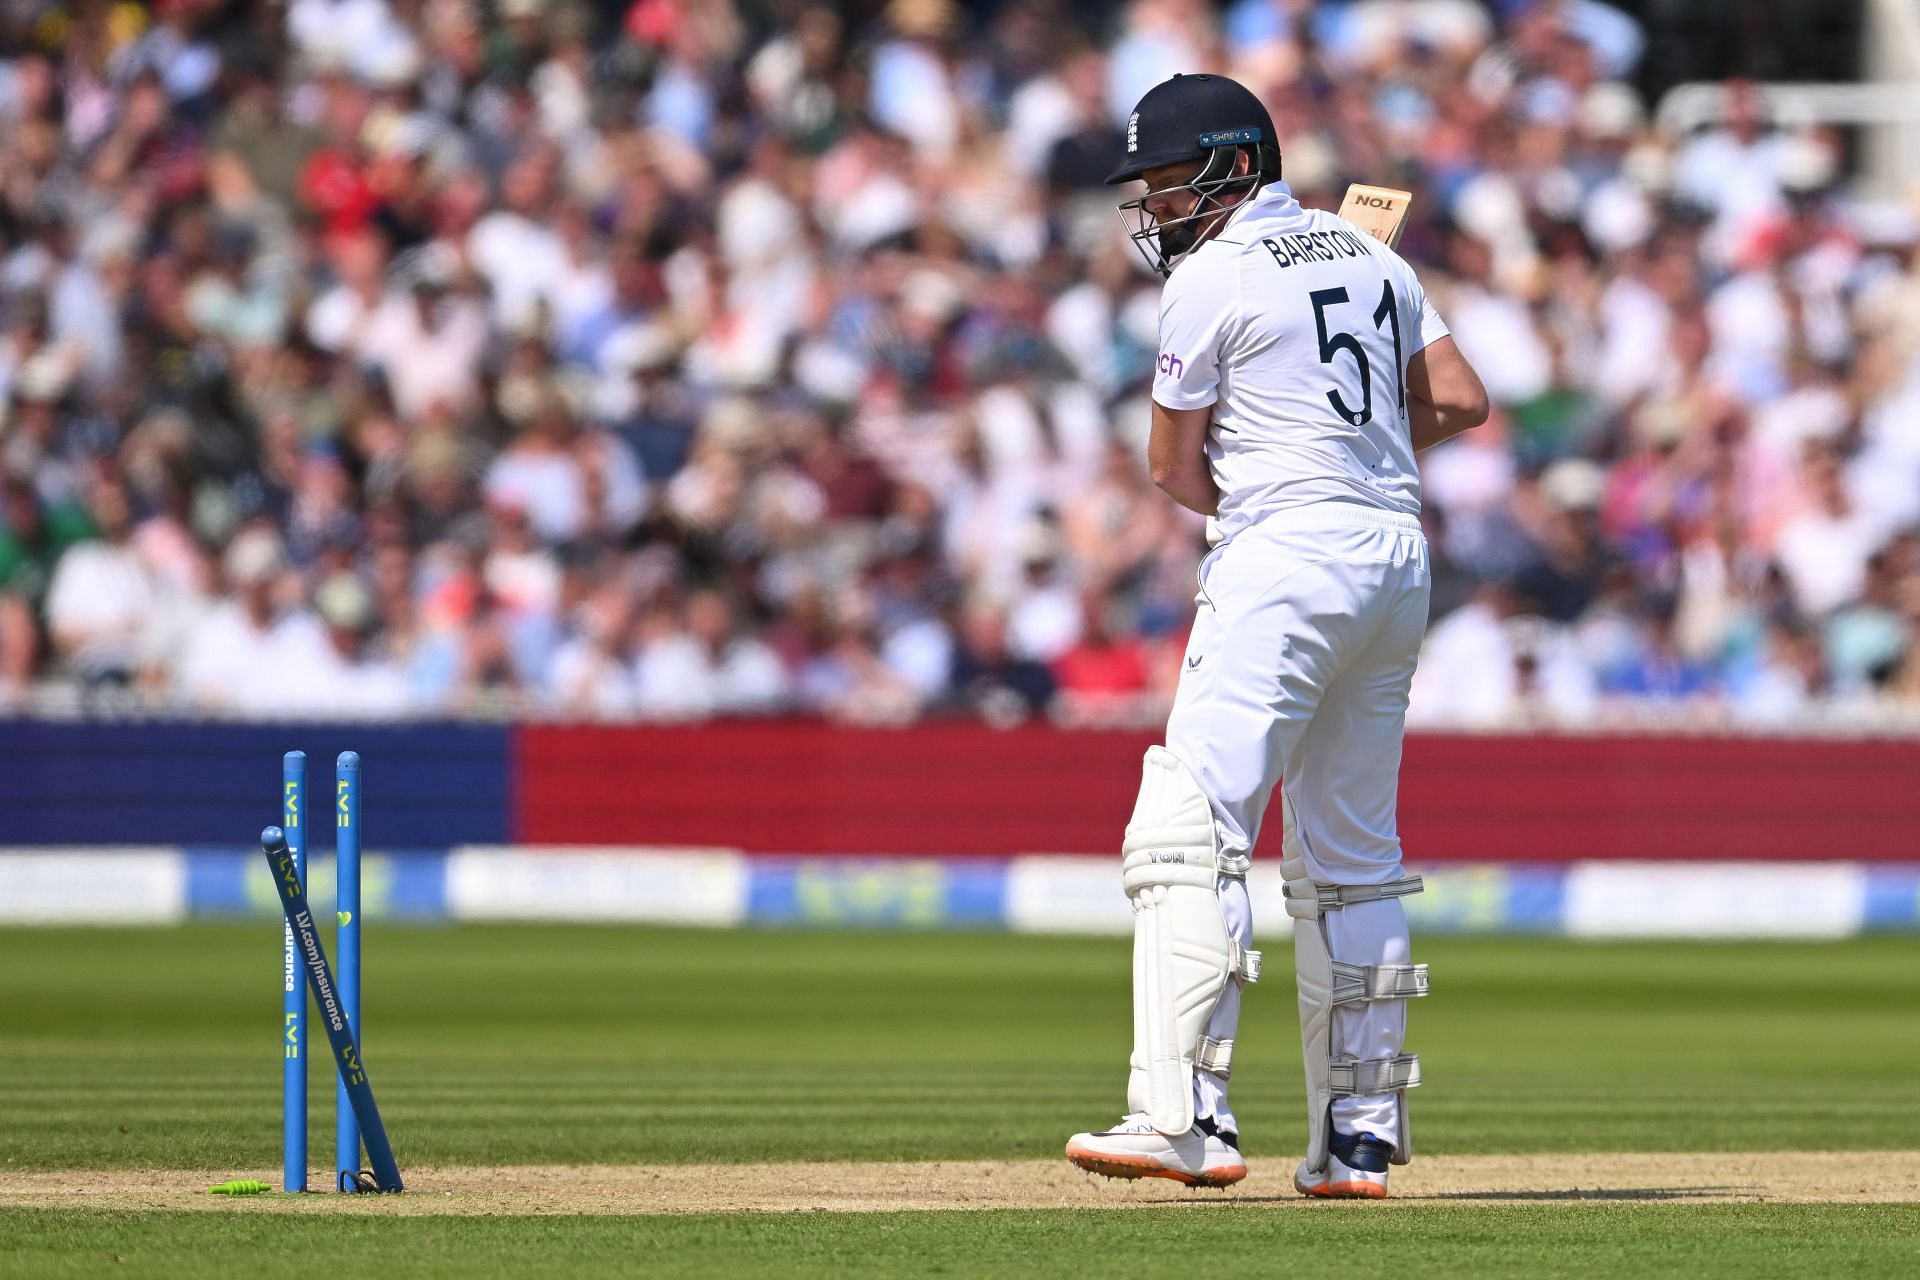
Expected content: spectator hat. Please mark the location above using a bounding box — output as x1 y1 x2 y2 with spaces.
1580 83 1645 139
1852 199 1920 248
1541 458 1606 512
14 352 73 404
224 528 287 587
315 573 377 633
605 323 681 375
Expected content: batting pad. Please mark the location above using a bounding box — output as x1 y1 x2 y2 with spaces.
1281 794 1426 1173
1121 748 1260 1135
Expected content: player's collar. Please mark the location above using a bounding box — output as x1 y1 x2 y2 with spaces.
1222 180 1297 234
1248 180 1298 215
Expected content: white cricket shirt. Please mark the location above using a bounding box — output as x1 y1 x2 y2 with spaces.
1152 181 1450 539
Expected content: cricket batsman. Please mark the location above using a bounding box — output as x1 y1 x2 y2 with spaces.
1065 73 1489 1199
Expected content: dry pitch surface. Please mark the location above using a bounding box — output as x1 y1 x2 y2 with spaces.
5 1152 1918 1215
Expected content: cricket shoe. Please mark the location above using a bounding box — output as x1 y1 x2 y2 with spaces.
1294 1131 1394 1199
1065 1114 1247 1188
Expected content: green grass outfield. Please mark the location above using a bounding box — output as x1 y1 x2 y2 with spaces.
3 926 1918 1277
6 1205 1919 1279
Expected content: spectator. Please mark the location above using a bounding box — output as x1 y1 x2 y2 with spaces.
1731 618 1827 726
951 599 1054 721
43 477 154 693
633 589 790 719
789 587 917 722
1776 443 1886 618
1410 581 1597 727
173 525 313 711
1602 593 1718 703
0 473 91 626
1006 523 1083 664
356 247 488 420
547 577 639 719
290 571 415 716
1053 593 1148 719
1886 577 1920 705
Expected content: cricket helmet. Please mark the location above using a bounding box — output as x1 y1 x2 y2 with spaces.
1107 73 1281 277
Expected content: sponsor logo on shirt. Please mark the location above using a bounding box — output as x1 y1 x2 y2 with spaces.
1157 352 1184 378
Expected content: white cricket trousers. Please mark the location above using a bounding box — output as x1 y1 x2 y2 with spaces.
1163 503 1430 1142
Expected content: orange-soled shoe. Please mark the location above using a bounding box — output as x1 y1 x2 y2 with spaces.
1066 1114 1247 1188
1294 1131 1394 1198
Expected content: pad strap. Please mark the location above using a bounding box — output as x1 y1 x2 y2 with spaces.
1331 962 1428 1005
1193 949 1260 1079
1302 875 1424 912
1280 862 1424 919
1196 1035 1234 1078
1328 1053 1422 1097
1233 943 1262 985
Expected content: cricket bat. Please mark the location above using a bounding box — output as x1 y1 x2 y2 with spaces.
1337 184 1413 248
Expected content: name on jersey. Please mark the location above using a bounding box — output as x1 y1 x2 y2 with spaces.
1261 227 1370 270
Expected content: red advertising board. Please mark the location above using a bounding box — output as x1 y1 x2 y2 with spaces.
517 723 1920 862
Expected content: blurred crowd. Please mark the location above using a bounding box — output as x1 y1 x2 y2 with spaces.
2 0 1920 728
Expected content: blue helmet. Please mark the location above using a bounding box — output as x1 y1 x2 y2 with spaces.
1108 73 1281 276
